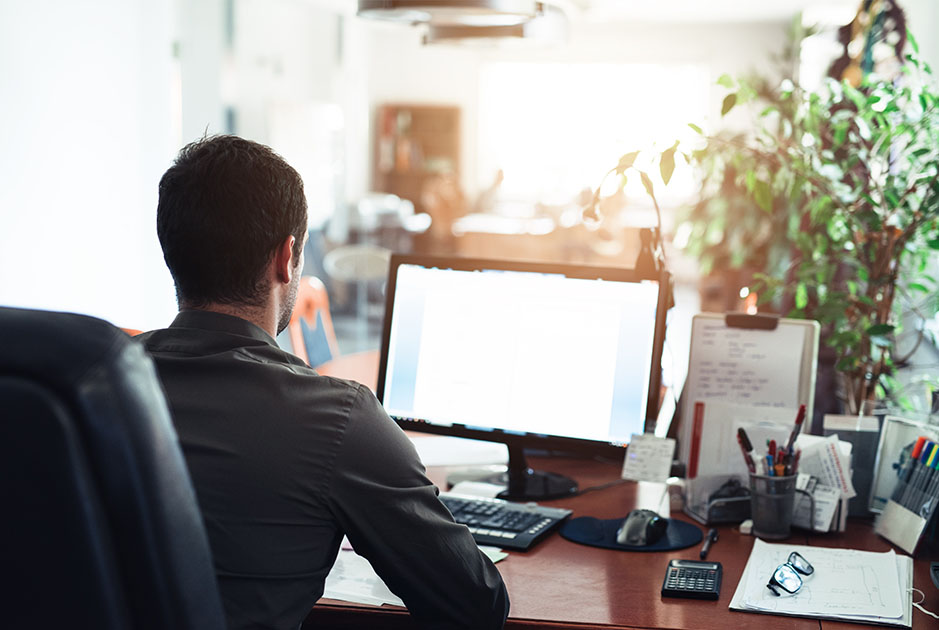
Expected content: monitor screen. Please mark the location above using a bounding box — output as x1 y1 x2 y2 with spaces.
377 255 669 499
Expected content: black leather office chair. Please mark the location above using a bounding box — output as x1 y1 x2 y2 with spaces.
0 307 225 630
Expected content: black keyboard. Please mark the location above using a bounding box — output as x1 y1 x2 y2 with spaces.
439 492 572 551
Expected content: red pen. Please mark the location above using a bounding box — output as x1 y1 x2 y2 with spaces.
768 439 776 459
785 404 806 453
737 429 757 474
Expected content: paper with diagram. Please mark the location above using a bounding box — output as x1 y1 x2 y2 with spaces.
730 539 912 626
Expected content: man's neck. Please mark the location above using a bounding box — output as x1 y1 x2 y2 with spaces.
185 302 278 338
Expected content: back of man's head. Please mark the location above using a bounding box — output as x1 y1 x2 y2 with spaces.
157 135 308 308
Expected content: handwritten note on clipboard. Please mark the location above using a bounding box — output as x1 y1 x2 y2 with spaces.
679 313 820 478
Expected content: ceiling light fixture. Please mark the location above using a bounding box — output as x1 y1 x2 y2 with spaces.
357 0 542 27
422 3 567 46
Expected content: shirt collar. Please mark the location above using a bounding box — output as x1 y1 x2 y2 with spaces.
170 310 279 347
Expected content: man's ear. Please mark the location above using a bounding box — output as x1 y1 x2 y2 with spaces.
273 235 297 285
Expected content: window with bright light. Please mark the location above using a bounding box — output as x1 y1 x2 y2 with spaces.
478 62 710 205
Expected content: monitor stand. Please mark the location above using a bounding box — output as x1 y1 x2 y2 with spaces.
484 445 578 501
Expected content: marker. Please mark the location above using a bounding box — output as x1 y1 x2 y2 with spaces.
766 454 775 476
920 455 939 515
768 440 777 460
785 404 806 454
903 442 937 510
700 528 718 559
737 428 757 474
892 437 928 502
899 439 931 507
915 444 939 511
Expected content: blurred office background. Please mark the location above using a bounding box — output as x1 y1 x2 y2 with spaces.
2 1 938 378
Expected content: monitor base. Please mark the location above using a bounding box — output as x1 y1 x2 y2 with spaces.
491 468 579 501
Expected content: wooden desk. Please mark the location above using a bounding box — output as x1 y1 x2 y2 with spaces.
307 352 937 628
303 454 938 629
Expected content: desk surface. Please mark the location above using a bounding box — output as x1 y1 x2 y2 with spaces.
309 352 938 629
304 455 938 629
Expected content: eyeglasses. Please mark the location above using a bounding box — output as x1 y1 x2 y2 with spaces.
766 552 814 596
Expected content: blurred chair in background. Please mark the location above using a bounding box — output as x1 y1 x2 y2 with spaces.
279 276 340 368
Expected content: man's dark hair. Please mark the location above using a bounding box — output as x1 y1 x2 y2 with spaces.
157 135 308 307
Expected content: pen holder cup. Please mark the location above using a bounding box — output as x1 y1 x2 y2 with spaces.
749 474 814 540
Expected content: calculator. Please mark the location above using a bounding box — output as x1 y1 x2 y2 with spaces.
661 559 722 600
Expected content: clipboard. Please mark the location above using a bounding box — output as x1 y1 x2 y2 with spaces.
678 313 819 523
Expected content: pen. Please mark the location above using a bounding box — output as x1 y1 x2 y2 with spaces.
700 528 718 559
737 428 756 474
768 439 776 461
766 454 775 476
791 450 801 475
785 404 806 454
774 462 785 477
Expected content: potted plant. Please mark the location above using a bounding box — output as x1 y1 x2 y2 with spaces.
585 34 939 414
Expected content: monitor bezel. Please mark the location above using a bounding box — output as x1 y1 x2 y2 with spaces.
376 254 670 456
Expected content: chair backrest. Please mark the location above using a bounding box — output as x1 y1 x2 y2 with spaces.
0 307 225 630
285 276 339 368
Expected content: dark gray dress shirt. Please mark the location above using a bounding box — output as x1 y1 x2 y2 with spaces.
138 310 508 630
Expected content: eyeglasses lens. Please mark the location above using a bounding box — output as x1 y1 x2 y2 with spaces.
773 565 803 594
788 552 814 576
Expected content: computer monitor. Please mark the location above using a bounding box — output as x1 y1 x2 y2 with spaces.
377 255 670 500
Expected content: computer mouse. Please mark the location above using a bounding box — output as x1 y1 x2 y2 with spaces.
616 509 668 546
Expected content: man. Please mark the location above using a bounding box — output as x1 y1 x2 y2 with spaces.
139 135 508 630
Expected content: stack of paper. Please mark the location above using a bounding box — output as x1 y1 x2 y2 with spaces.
792 434 855 532
730 539 912 627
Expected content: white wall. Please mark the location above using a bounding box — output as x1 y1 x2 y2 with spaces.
0 0 179 330
360 18 791 197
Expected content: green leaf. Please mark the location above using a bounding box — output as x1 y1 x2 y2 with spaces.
795 283 808 309
927 238 939 250
909 30 920 54
616 151 640 175
688 123 704 135
659 141 679 185
716 74 735 89
836 357 858 372
909 282 929 293
866 323 895 336
640 171 655 197
754 179 773 213
721 93 737 116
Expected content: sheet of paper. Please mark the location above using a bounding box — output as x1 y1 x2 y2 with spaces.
408 435 508 467
323 551 405 607
621 434 675 482
478 545 509 564
739 539 903 619
324 544 509 608
694 401 796 478
791 478 840 532
795 434 856 499
684 320 805 407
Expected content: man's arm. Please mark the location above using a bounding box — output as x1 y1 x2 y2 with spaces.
326 385 509 630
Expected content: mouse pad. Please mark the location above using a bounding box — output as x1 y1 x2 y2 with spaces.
560 517 703 552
